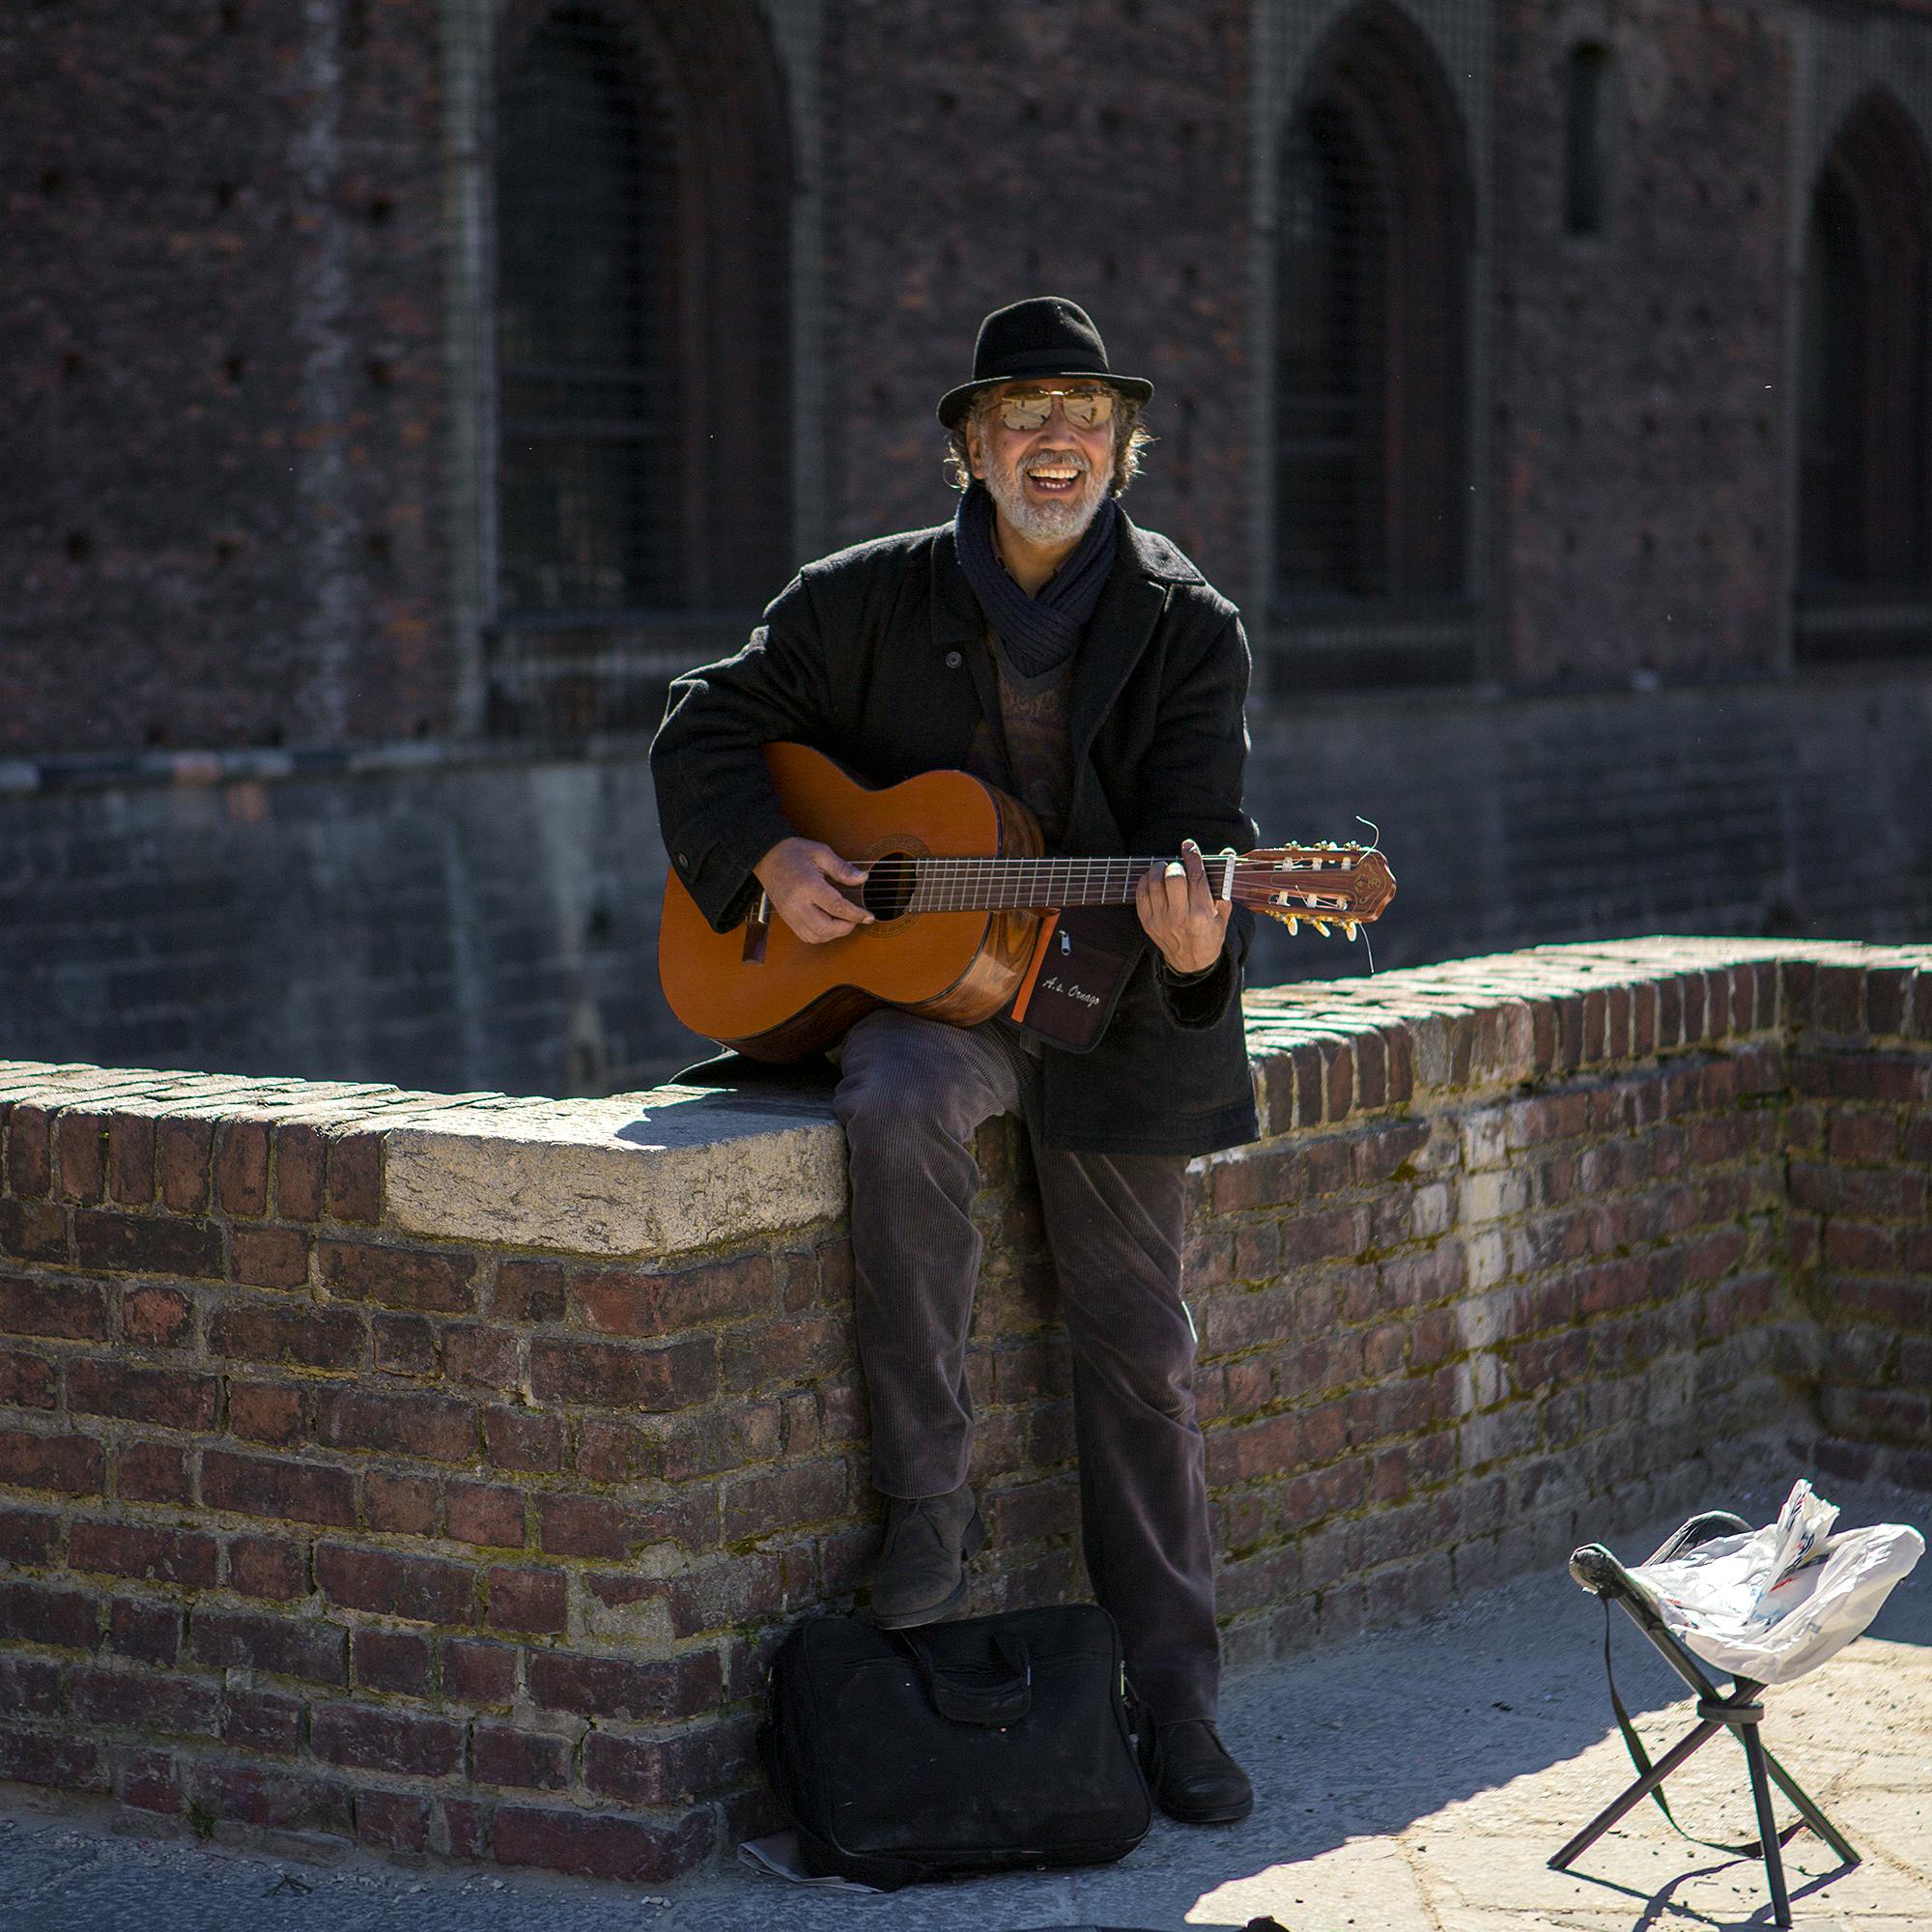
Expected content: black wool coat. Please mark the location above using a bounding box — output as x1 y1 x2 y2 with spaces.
651 511 1261 1156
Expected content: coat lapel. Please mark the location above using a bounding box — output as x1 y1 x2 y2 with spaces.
930 524 1002 739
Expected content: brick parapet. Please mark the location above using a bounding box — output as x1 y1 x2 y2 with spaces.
0 937 1926 1880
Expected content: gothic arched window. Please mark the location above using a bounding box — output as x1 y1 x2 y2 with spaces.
1797 92 1932 659
491 3 792 733
1274 5 1475 677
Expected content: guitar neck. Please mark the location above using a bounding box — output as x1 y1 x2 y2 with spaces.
900 856 1217 912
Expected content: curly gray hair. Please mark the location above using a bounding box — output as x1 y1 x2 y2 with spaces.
943 389 1154 497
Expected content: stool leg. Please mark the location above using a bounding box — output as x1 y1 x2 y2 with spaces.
1740 1726 1792 1929
1762 1746 1860 1866
1549 1719 1724 1871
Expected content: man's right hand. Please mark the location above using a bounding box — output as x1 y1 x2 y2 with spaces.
753 837 872 944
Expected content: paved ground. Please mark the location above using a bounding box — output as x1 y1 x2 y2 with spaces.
2 1472 1926 1932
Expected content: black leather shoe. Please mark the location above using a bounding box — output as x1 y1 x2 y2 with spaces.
1144 1718 1254 1825
869 1484 985 1629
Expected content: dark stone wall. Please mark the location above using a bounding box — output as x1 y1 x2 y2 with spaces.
814 0 1255 596
2 0 455 753
1489 0 1796 682
1 671 1927 1098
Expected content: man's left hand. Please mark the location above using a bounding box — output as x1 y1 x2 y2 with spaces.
1136 839 1233 977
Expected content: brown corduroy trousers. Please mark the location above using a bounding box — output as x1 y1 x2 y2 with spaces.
833 1008 1220 1723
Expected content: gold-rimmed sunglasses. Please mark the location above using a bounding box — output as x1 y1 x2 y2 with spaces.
987 386 1117 432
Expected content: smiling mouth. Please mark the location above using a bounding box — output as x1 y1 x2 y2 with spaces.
1025 465 1084 495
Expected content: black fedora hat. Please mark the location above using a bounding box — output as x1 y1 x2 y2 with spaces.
937 296 1154 429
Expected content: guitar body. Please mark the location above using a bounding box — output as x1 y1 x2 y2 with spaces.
658 743 1044 1061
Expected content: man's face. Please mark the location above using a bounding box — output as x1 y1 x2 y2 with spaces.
967 380 1117 547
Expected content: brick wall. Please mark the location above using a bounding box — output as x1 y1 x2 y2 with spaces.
1 939 1926 1876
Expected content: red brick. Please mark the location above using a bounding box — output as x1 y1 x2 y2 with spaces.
0 1198 69 1263
528 1648 722 1722
0 1506 59 1564
120 1284 192 1347
491 1259 565 1323
582 1719 757 1804
201 1449 355 1526
313 1700 466 1777
0 1427 104 1495
573 1253 776 1338
484 1406 566 1472
0 1729 105 1793
443 1637 518 1705
356 1789 433 1854
190 1761 352 1833
189 1607 346 1683
53 1111 106 1203
230 1225 312 1290
72 1210 223 1279
493 1804 713 1883
352 1628 433 1694
486 1566 566 1634
273 1123 325 1221
443 1323 519 1388
722 1459 848 1541
0 1271 109 1339
314 1385 475 1462
361 1469 440 1534
107 1598 182 1665
372 1310 439 1376
442 1796 489 1859
156 1119 215 1210
0 1654 61 1718
229 1533 309 1601
473 1723 570 1789
5 1105 52 1196
210 1298 362 1370
68 1358 217 1431
214 1120 270 1215
319 1237 474 1312
446 1481 525 1548
70 1520 218 1588
114 1745 185 1816
325 1133 383 1224
0 1347 56 1408
228 1379 305 1444
69 1666 219 1737
0 1578 99 1648
223 1687 304 1754
317 1542 474 1624
528 1334 717 1410
105 1114 156 1205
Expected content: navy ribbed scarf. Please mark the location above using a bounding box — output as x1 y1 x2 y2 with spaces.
953 481 1119 677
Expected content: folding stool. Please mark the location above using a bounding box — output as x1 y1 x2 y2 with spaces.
1550 1511 1860 1928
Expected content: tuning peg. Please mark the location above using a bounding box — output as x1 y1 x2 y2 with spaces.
1345 920 1358 940
1314 918 1330 937
1286 915 1298 935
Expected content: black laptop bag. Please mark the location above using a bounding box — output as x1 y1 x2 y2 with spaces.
759 1605 1151 1890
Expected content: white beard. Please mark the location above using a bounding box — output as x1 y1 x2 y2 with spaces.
981 445 1110 547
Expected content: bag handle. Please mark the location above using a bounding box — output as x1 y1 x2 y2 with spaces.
897 1627 1033 1726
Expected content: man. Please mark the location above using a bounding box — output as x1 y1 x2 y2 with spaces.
652 298 1257 1824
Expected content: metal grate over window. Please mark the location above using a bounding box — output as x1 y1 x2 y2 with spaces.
495 8 675 623
1796 91 1932 662
1272 10 1473 684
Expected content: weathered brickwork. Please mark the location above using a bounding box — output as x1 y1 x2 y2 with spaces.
0 939 1925 1879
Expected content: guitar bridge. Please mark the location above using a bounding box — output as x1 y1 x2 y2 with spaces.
742 891 772 965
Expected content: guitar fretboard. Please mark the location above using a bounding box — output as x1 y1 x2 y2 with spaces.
881 857 1224 913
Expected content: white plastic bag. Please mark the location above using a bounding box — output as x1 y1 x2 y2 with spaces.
1631 1479 1925 1687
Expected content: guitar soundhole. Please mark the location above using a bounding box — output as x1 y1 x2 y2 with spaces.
860 853 918 922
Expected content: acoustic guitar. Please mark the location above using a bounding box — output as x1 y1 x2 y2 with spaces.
658 743 1396 1061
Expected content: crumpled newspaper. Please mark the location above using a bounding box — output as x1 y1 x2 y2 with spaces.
1632 1478 1924 1686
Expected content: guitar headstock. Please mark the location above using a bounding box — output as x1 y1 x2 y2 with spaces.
1229 844 1396 938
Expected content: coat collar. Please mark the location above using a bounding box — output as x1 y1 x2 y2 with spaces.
928 508 1190 759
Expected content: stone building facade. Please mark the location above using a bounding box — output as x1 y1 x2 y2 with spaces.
3 0 1929 1093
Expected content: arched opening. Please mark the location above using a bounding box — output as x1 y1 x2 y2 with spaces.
1796 91 1932 661
1564 43 1615 240
489 1 793 734
1273 3 1476 681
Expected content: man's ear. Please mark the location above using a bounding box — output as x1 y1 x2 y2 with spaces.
964 418 987 481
